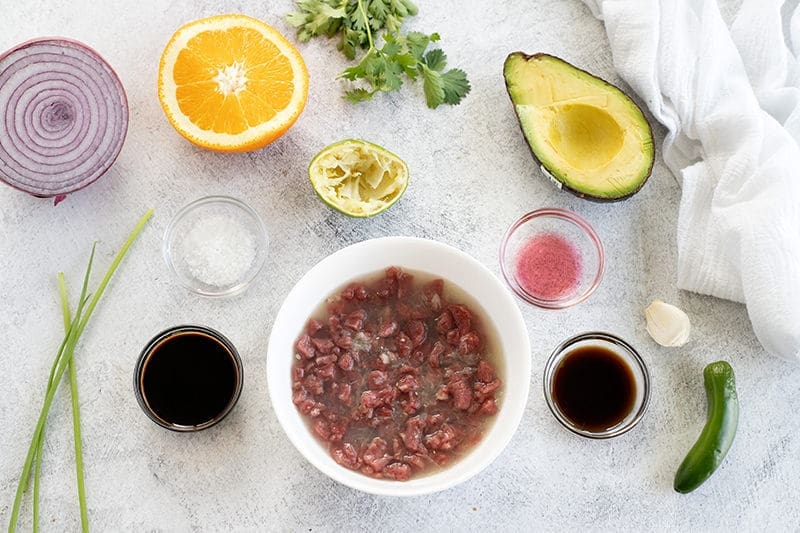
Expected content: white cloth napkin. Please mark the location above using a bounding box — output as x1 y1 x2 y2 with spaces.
582 0 800 362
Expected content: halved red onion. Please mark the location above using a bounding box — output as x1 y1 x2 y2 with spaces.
0 38 128 203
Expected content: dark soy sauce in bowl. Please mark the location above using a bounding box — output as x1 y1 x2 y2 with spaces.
135 326 242 431
552 345 635 432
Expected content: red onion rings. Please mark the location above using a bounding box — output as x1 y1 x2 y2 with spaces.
0 38 128 202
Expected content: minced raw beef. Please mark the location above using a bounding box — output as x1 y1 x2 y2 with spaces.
291 267 502 481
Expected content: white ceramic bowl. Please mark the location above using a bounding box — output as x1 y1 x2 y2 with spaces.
267 236 531 496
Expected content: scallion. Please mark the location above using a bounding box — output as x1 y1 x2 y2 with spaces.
8 209 153 533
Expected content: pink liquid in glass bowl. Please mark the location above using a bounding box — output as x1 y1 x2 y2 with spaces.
499 208 604 309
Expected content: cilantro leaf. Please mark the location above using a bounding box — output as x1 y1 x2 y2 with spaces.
287 1 347 42
383 13 403 34
339 27 363 60
285 11 308 29
405 31 432 61
288 0 470 107
441 68 471 105
351 1 369 31
421 66 445 109
382 39 401 57
389 0 416 17
368 0 390 24
394 52 419 79
345 88 374 103
340 62 366 81
423 49 447 72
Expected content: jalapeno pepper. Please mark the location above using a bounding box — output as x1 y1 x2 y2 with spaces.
674 360 739 494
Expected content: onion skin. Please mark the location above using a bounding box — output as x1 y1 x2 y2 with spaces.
0 38 128 203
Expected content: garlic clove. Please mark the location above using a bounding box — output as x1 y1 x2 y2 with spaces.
645 300 691 347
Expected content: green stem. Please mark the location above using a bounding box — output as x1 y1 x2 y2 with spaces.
9 247 93 533
29 275 71 533
58 272 71 331
32 438 42 533
31 351 62 530
76 209 153 337
357 0 374 51
30 273 75 532
68 362 87 532
60 274 88 532
8 209 153 533
9 312 82 533
348 0 378 97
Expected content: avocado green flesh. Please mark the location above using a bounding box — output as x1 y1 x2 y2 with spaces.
504 53 654 200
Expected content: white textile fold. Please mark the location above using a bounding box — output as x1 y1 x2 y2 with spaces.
583 0 800 361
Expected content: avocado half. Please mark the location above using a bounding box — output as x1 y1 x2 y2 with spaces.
504 53 655 201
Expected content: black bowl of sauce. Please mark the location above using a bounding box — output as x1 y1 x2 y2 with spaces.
543 332 649 439
134 325 243 432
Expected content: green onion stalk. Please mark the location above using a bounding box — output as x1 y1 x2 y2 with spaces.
8 209 153 533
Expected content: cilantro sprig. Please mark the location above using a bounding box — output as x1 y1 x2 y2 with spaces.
287 0 471 108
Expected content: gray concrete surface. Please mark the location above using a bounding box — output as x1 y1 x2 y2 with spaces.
1 0 799 531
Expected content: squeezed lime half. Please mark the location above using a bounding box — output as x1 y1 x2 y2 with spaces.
308 139 409 218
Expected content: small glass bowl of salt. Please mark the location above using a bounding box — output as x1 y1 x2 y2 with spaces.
163 196 269 297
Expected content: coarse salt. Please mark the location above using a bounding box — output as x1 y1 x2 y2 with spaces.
181 213 256 287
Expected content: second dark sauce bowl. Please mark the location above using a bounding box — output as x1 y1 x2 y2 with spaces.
543 331 650 439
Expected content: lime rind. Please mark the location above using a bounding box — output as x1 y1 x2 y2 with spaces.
309 139 409 218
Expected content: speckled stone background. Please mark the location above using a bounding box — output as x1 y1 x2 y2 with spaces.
2 0 799 531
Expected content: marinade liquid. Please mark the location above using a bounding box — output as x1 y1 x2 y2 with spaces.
552 345 636 432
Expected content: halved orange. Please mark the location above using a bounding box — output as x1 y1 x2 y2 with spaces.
158 14 308 152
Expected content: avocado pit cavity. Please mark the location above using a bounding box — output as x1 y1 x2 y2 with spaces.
547 104 624 171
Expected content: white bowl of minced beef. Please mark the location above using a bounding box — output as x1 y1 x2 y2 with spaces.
267 236 531 496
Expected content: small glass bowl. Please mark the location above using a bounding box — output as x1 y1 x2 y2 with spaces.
133 325 243 432
163 196 269 297
543 332 650 439
499 208 604 309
